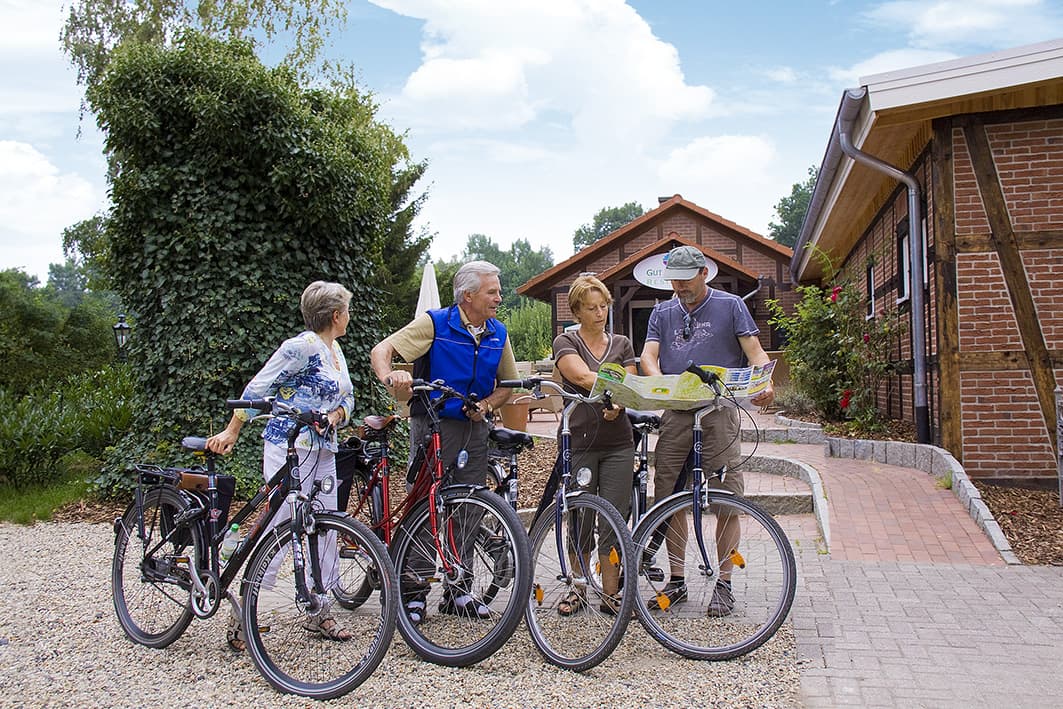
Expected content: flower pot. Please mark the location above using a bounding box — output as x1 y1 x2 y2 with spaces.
499 401 530 431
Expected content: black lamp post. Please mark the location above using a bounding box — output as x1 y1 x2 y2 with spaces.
113 314 131 362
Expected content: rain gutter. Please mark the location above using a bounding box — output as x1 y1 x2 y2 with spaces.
834 87 930 444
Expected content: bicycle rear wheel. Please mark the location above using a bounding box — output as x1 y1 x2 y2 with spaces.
391 487 531 666
525 492 636 671
632 491 796 660
111 485 201 648
241 514 398 700
332 468 384 611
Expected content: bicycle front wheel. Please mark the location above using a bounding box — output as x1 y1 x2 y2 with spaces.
391 487 531 667
632 491 796 660
112 485 201 648
241 514 398 700
525 492 636 671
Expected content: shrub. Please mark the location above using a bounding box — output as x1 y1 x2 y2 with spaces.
0 367 134 489
768 282 899 425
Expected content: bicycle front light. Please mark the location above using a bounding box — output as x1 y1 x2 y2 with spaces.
575 467 592 487
320 475 335 495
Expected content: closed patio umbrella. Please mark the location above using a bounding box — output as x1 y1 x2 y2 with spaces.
415 262 441 317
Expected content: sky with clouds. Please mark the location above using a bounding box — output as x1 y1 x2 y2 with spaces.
1 0 1061 283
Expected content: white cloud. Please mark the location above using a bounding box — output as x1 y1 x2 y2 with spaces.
374 0 714 147
828 48 959 85
0 141 103 280
655 135 781 232
762 66 798 84
865 0 1063 49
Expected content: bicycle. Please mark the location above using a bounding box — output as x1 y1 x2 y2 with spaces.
336 378 532 667
629 363 797 660
111 398 398 700
499 376 637 672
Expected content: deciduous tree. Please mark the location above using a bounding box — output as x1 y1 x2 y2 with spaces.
572 202 644 251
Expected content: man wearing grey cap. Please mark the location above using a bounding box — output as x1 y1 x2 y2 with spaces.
640 244 774 617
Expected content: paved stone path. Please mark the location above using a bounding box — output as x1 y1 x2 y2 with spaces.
525 410 1063 707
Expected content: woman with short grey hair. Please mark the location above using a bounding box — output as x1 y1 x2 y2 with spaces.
301 280 354 333
452 260 501 303
207 280 356 650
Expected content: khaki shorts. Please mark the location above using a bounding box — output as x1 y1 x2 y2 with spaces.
653 406 743 497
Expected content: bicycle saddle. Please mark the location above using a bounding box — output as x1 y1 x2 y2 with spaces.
625 410 661 428
357 415 398 441
489 427 534 451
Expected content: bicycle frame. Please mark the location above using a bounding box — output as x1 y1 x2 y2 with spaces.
347 382 482 578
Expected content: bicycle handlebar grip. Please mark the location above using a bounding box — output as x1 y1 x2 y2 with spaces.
684 360 719 386
499 378 536 389
226 398 272 410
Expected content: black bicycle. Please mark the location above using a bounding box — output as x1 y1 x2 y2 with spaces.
111 398 398 700
630 364 797 660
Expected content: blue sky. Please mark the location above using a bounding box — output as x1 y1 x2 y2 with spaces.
2 0 1062 283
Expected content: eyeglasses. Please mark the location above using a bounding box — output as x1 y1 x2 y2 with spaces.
682 312 693 341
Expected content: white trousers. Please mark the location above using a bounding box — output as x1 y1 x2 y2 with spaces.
260 443 340 592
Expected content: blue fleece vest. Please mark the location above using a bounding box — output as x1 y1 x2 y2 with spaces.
411 306 507 420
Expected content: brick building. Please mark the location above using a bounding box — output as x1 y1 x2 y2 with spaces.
793 39 1063 486
517 194 796 358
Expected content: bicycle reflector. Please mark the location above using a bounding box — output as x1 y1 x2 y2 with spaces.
456 449 469 470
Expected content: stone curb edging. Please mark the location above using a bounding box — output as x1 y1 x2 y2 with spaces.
821 436 1022 565
738 455 831 552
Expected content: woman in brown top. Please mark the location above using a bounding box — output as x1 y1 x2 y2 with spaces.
552 275 637 615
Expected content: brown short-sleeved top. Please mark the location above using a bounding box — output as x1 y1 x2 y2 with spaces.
552 330 636 451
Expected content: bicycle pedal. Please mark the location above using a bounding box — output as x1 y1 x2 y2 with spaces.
643 566 665 582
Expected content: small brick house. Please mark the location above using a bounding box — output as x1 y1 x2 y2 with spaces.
793 39 1063 486
517 194 796 359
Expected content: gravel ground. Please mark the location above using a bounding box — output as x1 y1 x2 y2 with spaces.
0 521 800 708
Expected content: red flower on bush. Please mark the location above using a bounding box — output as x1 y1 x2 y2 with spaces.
863 333 870 344
829 285 843 303
839 389 853 409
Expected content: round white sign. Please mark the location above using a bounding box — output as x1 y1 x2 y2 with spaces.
632 253 718 290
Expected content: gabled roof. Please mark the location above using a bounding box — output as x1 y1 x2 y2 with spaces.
518 194 789 300
793 38 1063 283
595 234 758 284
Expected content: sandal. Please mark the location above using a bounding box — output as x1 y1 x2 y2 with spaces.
439 592 491 619
226 614 245 652
557 589 586 617
303 611 352 641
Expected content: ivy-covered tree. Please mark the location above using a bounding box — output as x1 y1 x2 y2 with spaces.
61 0 349 91
572 202 644 251
768 166 818 248
87 33 402 486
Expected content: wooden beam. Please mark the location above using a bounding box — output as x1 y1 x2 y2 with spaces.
957 350 1063 371
955 230 1063 253
961 117 1059 454
932 117 962 457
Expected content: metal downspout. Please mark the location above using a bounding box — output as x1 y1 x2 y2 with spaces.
837 89 931 443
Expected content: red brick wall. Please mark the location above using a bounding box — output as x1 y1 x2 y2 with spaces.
950 116 1063 482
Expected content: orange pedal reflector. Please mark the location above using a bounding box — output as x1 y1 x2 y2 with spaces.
656 593 671 611
729 548 746 569
608 547 620 566
534 585 544 605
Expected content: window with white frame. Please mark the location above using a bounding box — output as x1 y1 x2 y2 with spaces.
896 216 929 304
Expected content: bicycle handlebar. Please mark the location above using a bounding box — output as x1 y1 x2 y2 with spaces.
684 360 724 396
498 378 613 407
226 396 331 431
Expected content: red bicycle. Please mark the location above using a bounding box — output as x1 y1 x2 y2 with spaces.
334 378 531 667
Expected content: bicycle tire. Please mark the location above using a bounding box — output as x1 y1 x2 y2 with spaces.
111 485 201 648
391 486 531 667
241 514 398 700
632 491 796 660
525 492 636 671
